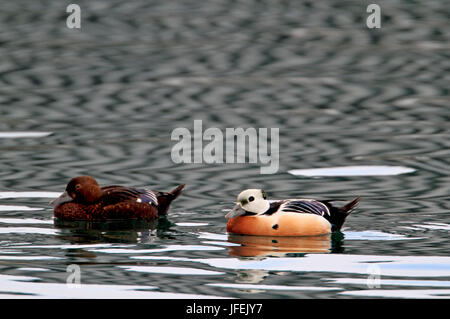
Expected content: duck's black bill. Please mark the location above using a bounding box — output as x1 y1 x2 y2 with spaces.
50 191 72 206
225 204 247 219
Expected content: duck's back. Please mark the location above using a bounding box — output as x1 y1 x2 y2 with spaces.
53 184 185 221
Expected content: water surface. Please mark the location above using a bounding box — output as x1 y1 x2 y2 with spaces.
0 0 449 298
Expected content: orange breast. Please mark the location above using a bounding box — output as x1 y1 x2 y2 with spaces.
226 213 331 236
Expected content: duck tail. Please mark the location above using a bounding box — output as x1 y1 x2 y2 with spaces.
339 197 360 215
326 197 360 231
169 184 186 200
156 184 185 216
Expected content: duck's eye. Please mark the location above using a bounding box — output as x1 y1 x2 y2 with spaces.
75 184 81 190
248 196 255 202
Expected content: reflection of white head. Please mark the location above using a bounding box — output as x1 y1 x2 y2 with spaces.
226 189 270 219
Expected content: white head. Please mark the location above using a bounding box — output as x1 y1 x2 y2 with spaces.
225 189 270 219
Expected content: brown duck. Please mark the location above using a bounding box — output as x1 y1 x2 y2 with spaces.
51 176 185 221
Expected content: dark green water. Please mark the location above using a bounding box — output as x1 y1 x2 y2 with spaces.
0 0 449 298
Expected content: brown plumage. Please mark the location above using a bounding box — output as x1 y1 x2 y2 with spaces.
52 176 185 221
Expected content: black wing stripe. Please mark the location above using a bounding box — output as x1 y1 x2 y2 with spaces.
135 188 158 205
280 200 330 216
101 186 158 205
294 201 318 215
307 201 330 216
281 202 316 214
102 186 141 197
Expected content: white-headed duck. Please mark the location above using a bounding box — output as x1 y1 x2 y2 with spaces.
226 189 359 236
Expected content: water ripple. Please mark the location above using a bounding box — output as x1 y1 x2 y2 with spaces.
132 254 450 277
0 0 449 299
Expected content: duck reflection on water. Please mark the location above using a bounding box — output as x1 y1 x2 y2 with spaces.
227 232 345 257
53 217 173 244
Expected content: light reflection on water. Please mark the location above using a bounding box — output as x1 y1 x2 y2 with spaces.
288 165 416 177
0 274 224 299
0 0 449 299
0 203 449 298
130 252 450 278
